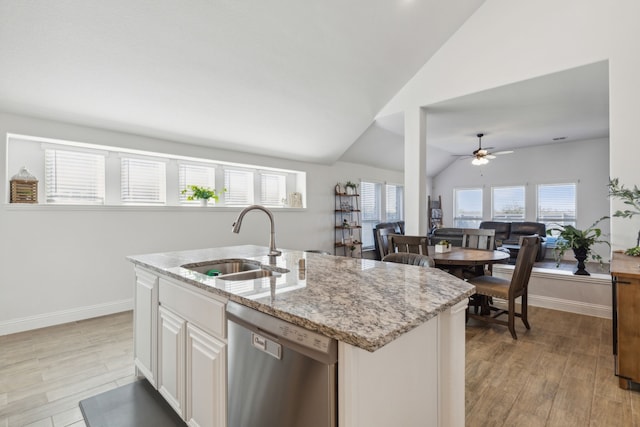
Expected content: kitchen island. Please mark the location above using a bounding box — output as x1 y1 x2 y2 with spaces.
128 245 474 427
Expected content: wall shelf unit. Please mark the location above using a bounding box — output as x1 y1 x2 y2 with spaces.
335 190 362 257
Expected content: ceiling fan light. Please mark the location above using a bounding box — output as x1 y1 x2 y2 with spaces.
471 157 483 166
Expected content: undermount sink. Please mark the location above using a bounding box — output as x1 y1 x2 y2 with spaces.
181 258 289 281
181 258 262 276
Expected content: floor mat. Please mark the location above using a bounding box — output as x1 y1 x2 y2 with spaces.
79 378 187 427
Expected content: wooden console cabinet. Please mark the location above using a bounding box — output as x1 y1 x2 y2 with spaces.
611 252 640 389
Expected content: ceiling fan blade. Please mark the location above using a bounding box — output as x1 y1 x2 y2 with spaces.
492 150 514 155
486 155 496 159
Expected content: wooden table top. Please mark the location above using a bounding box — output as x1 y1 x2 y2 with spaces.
428 246 510 266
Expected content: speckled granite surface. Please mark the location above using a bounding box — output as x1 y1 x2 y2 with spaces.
128 245 474 352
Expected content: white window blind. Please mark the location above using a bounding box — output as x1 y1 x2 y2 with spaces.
454 188 483 227
121 157 166 203
45 149 105 204
385 184 404 222
538 183 576 228
260 173 286 207
492 186 525 220
179 163 216 203
361 181 381 249
224 169 253 205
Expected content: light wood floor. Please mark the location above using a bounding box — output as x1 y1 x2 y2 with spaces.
466 306 640 426
0 311 136 427
1 307 639 426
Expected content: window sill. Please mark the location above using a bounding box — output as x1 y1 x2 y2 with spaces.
3 203 306 213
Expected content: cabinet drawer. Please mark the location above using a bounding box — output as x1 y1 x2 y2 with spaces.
159 278 226 339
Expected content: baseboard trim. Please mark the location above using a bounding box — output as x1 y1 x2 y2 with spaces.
493 295 611 319
0 299 133 336
528 294 612 319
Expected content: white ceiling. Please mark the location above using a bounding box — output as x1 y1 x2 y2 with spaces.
0 0 486 164
345 61 610 174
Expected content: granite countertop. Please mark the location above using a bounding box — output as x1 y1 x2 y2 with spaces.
128 245 475 352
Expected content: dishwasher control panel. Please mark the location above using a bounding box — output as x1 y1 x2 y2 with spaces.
277 323 332 352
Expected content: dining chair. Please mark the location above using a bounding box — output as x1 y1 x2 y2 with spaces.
374 227 397 260
382 252 435 267
388 234 429 255
462 228 496 277
462 228 496 250
466 236 539 339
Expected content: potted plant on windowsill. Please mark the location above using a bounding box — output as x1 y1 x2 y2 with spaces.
181 185 226 206
546 216 610 275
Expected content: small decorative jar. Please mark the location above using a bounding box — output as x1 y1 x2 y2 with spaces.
10 167 38 204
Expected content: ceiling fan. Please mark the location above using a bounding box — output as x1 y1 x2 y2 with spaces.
465 133 513 165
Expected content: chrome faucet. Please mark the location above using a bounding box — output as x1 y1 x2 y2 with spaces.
232 205 282 258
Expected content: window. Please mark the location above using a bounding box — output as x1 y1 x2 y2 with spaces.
260 173 286 207
9 133 305 208
224 169 254 206
121 157 166 204
361 181 382 249
538 183 576 230
454 188 483 227
385 184 404 222
45 148 106 204
492 186 525 220
179 163 216 204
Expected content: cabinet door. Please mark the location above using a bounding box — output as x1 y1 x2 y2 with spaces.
134 268 158 386
617 278 640 382
158 306 186 418
186 323 227 427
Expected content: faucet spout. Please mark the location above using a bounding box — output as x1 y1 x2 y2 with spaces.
232 205 282 257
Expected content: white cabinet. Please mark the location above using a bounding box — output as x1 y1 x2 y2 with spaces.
158 305 187 418
158 277 228 427
186 323 226 427
134 267 159 386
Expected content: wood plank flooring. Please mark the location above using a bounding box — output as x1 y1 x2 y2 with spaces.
466 306 640 426
0 312 136 427
1 307 639 426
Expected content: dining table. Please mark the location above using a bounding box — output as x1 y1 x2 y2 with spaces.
427 246 510 279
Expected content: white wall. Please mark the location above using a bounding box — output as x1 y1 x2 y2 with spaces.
0 112 402 334
433 138 611 259
379 0 640 251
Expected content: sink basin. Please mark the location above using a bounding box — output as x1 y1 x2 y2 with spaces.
181 258 289 281
217 269 280 281
181 259 262 276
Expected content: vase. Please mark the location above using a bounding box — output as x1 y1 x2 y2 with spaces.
573 247 590 276
200 199 208 207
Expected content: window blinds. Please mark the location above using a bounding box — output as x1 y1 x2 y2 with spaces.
260 173 286 207
538 183 576 225
224 169 253 205
492 186 525 220
121 157 166 203
45 149 105 204
179 163 216 203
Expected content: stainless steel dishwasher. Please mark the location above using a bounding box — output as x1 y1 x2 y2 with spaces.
226 301 338 427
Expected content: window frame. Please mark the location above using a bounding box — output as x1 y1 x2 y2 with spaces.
453 187 483 228
491 185 526 221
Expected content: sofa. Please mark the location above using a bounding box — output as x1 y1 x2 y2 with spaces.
479 221 547 262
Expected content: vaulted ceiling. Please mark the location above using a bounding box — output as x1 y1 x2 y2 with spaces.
0 0 486 164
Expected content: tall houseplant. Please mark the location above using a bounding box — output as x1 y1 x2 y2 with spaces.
547 216 610 275
608 177 640 255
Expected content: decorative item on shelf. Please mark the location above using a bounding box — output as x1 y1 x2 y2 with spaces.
435 240 452 253
342 218 351 229
10 166 38 204
335 183 343 195
181 185 226 207
340 201 353 211
345 181 358 195
287 192 303 208
608 177 640 256
547 216 610 275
